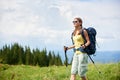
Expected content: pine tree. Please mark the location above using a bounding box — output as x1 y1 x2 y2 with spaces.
56 53 63 66
0 43 63 67
25 46 31 65
48 51 52 66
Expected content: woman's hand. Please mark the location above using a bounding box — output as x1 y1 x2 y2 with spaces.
64 46 68 51
81 44 86 49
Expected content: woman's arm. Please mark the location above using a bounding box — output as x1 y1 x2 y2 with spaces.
67 45 75 50
82 29 90 48
64 45 75 51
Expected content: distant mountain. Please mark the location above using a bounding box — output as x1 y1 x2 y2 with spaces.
60 50 120 63
91 51 120 63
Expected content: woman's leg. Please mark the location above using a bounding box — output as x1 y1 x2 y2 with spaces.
70 74 76 80
70 54 78 80
78 54 88 80
81 76 87 80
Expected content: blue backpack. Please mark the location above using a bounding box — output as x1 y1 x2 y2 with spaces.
81 27 97 55
71 27 97 55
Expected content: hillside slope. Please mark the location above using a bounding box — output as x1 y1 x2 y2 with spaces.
0 63 120 80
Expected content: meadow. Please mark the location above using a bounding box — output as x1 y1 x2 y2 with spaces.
0 63 120 80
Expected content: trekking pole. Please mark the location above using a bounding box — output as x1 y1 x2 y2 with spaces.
64 46 69 78
88 54 105 80
64 46 68 67
87 54 101 74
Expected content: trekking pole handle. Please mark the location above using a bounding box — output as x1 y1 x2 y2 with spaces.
64 46 68 53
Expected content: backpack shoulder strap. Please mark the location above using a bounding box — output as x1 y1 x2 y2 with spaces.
71 32 74 44
71 32 75 52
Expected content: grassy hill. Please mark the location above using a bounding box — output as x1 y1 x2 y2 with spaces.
0 63 120 80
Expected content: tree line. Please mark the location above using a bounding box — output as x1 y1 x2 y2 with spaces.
0 43 63 67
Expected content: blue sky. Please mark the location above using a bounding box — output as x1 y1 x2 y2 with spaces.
0 0 120 53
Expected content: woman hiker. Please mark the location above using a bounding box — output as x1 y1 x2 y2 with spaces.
65 17 90 80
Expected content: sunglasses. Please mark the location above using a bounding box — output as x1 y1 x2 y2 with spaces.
72 21 78 23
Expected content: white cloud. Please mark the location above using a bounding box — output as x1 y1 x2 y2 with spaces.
0 0 120 51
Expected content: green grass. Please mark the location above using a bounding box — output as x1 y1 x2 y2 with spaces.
0 63 120 80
